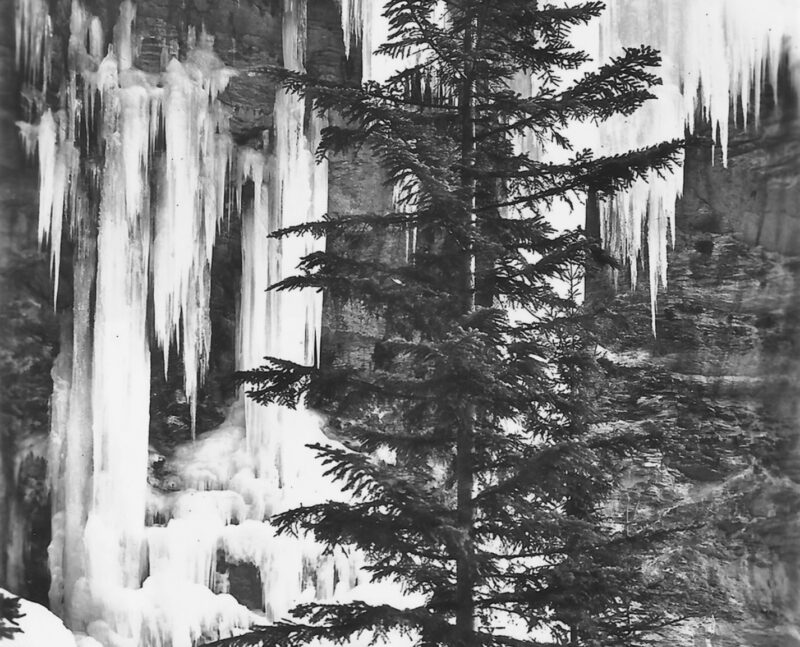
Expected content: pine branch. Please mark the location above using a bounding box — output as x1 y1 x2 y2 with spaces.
234 359 314 409
0 593 22 640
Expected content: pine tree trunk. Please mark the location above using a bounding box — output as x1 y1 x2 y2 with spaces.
455 4 477 645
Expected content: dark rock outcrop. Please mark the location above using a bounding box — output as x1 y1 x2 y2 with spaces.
0 0 57 604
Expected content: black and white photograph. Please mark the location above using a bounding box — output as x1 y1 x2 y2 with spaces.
0 1 799 645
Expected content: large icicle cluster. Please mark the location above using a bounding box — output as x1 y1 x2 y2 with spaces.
238 0 326 473
152 27 235 430
25 1 259 643
17 0 375 645
145 0 362 627
594 0 800 329
503 1 800 330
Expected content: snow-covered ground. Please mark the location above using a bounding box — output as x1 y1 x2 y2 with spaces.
0 589 101 647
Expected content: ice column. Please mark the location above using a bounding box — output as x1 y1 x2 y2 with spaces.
88 71 152 595
239 0 326 488
48 188 96 626
15 0 51 90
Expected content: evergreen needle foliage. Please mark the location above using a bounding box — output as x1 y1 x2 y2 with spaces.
0 592 23 640
225 1 713 646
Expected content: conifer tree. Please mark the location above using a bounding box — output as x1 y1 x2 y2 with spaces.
222 1 712 645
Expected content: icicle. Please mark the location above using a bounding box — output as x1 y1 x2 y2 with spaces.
62 189 96 630
45 188 96 627
392 175 419 263
237 148 272 462
152 33 234 432
15 0 51 88
340 0 372 78
89 17 105 59
282 0 307 71
238 0 328 478
91 119 152 592
89 49 120 127
33 109 77 303
36 110 57 248
47 331 73 619
16 120 39 160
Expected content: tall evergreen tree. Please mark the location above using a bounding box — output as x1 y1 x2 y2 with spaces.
221 1 713 645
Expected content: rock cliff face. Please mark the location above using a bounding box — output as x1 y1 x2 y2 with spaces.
0 0 56 603
589 97 800 644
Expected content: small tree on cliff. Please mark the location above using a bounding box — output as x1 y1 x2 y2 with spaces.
225 1 709 645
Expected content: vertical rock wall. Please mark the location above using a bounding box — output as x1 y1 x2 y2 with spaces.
0 0 56 603
591 92 800 645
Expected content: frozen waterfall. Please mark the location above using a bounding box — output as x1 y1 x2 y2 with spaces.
18 0 363 645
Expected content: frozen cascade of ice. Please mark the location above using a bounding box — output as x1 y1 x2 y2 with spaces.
525 1 798 329
23 5 174 646
16 0 380 644
138 0 364 632
47 188 96 626
153 28 234 430
228 0 361 619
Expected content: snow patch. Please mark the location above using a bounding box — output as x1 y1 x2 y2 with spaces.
0 589 78 647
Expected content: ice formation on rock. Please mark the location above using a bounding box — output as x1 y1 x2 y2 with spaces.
153 28 234 430
15 0 51 91
17 0 370 645
366 1 800 330
340 0 372 78
593 0 800 329
32 0 261 639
